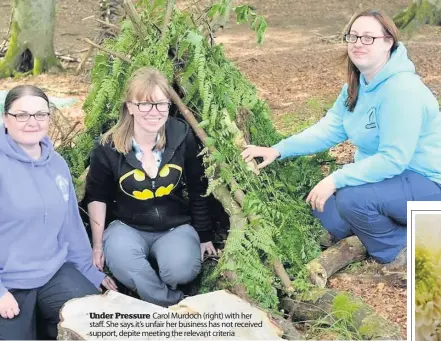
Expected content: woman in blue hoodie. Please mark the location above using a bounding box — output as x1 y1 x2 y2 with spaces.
242 9 441 266
0 85 116 340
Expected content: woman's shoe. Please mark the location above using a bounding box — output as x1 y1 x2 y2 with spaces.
382 247 407 272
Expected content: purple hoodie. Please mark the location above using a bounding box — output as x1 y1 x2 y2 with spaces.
0 127 105 298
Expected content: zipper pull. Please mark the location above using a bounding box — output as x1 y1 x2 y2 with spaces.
152 180 156 189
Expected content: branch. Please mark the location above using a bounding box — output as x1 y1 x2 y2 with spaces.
63 121 81 143
76 46 95 74
161 0 176 40
274 258 295 294
169 86 294 293
94 18 121 33
306 236 367 288
83 38 132 63
122 0 145 37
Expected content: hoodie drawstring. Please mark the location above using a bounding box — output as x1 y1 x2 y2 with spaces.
31 161 48 224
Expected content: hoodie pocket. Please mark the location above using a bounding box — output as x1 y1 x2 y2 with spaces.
132 211 163 228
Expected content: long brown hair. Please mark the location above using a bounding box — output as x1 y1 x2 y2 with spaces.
101 67 170 153
344 10 399 112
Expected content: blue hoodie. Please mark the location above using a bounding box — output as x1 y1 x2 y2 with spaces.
273 43 441 188
0 127 105 298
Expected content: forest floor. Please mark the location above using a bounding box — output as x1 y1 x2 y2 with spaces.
1 0 441 338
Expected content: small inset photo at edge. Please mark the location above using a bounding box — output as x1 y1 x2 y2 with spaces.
411 202 441 341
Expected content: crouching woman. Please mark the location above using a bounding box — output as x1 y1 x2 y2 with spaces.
85 67 216 307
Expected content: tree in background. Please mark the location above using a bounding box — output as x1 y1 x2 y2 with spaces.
0 0 61 77
394 0 441 30
0 0 124 78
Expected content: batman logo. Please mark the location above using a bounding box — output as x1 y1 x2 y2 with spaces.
119 164 183 200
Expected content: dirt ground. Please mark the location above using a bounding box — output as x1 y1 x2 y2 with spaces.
2 0 440 338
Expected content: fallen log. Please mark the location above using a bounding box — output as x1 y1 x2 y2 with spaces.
281 288 402 340
306 236 367 288
331 272 406 288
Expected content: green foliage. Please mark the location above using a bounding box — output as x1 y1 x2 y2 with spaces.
234 5 267 44
308 294 364 340
61 0 334 310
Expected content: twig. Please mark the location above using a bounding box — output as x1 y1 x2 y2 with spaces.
78 205 103 227
314 32 343 43
51 117 66 141
203 18 215 46
94 18 121 33
274 258 295 293
82 15 95 21
63 121 81 142
55 53 81 63
76 46 95 74
83 38 132 63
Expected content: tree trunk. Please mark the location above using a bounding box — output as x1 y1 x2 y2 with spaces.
0 0 61 78
394 0 441 30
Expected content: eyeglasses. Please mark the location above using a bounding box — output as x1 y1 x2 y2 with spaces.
128 101 171 113
7 111 50 122
344 34 389 45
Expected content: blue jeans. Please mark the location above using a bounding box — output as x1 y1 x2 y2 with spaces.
314 170 441 263
103 221 201 307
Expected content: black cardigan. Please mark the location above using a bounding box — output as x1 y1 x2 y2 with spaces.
84 117 213 242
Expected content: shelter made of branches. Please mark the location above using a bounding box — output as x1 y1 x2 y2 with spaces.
59 0 329 310
57 2 405 338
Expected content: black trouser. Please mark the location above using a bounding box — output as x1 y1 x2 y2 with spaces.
0 262 99 340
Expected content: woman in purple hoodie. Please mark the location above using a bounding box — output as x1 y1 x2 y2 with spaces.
0 85 116 340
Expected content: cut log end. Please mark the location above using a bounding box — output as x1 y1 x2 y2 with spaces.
307 236 367 288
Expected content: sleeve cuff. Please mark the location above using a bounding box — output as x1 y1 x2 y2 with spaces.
0 283 8 299
332 170 345 189
272 141 289 160
272 140 301 160
197 229 213 243
84 267 106 289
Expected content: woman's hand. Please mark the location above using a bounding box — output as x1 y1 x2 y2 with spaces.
200 241 217 260
100 276 118 292
241 146 280 169
0 292 19 319
92 244 105 272
306 175 337 212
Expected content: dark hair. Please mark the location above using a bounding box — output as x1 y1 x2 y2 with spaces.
4 85 50 113
344 9 399 112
